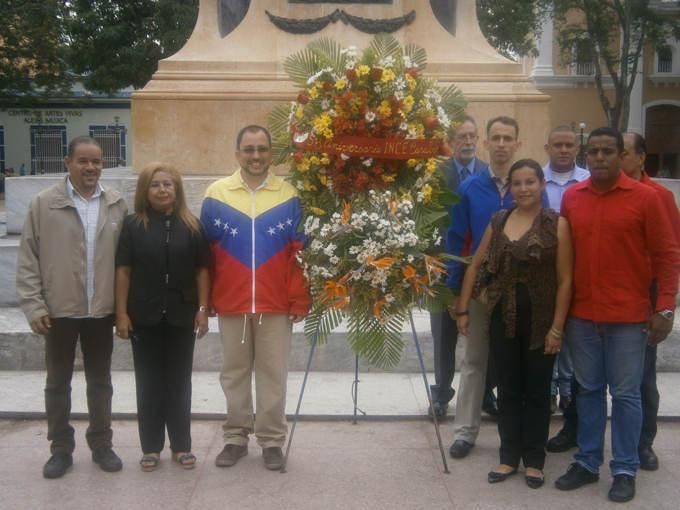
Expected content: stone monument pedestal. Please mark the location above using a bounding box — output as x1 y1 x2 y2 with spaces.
132 0 551 173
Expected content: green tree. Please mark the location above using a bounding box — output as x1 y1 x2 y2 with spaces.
65 0 199 94
550 0 680 131
0 0 71 108
476 0 542 58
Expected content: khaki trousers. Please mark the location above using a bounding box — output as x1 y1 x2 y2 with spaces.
453 298 489 444
218 313 292 448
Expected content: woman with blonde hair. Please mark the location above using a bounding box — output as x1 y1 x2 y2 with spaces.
115 162 212 471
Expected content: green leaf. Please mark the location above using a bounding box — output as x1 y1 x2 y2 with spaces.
308 37 345 71
438 188 461 206
423 284 455 313
347 310 406 369
271 134 292 166
404 42 427 71
304 304 344 346
268 105 292 139
369 33 402 62
284 48 321 86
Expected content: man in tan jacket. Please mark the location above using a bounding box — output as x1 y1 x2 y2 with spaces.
16 136 128 478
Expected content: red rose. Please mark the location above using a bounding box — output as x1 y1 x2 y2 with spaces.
371 68 383 80
345 69 358 81
425 117 440 130
388 95 397 104
293 152 304 164
322 81 333 92
297 93 309 105
406 68 418 79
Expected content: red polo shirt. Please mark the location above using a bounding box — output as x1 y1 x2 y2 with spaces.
561 171 680 322
640 171 680 245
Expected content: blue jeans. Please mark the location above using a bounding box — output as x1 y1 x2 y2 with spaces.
565 318 648 477
551 339 573 397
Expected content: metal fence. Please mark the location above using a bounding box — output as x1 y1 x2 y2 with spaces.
658 59 672 74
32 130 66 174
91 129 124 168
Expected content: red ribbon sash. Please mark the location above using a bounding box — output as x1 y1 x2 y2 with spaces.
292 130 452 160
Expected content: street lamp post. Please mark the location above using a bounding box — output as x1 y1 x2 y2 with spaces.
106 116 128 167
579 123 586 168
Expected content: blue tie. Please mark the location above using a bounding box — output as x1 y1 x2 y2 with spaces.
461 167 470 181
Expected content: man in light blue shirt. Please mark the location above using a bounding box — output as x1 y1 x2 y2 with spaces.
542 126 590 214
542 126 589 414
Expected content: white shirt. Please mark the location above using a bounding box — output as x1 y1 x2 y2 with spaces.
66 178 104 316
542 163 590 213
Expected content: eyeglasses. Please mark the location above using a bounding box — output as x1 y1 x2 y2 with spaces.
239 146 271 155
455 133 478 142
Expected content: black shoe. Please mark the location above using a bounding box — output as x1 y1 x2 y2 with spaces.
555 462 599 490
482 400 498 416
526 475 545 489
609 474 636 503
488 468 518 483
638 442 659 471
550 395 557 415
43 452 73 479
546 428 578 453
432 401 448 418
449 440 474 459
92 446 123 472
559 396 571 410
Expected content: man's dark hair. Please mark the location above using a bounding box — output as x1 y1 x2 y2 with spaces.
67 136 101 159
548 126 577 144
588 127 624 154
624 132 646 155
236 125 271 150
509 158 544 181
486 116 519 138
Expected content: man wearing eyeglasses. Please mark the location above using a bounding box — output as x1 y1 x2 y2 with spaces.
200 125 311 471
430 116 496 419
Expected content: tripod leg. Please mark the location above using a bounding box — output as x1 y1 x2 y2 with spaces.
409 310 450 474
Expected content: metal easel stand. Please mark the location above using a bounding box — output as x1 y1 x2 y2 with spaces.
409 310 450 474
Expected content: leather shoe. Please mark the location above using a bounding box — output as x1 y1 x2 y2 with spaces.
262 447 284 470
555 462 599 490
43 452 73 479
559 396 571 410
449 440 474 458
432 401 448 418
215 444 248 467
91 446 123 472
638 442 659 471
482 401 498 416
526 475 545 489
488 468 517 483
546 428 577 453
550 395 557 415
609 474 636 503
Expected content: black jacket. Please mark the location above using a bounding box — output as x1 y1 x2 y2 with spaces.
116 208 212 328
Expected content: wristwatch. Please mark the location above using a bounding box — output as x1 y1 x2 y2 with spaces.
199 306 208 313
657 309 674 321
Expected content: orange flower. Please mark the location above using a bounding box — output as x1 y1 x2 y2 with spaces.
402 266 416 279
367 256 398 269
373 297 387 320
425 255 448 275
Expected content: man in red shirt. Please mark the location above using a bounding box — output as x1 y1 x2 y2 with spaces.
555 127 680 503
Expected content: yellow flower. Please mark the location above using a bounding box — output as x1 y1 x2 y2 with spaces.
381 174 395 183
402 96 414 112
359 65 370 76
296 108 304 118
323 129 334 139
297 159 311 172
422 184 433 204
402 192 413 202
310 207 326 215
335 79 346 90
316 81 324 88
407 159 418 168
378 101 391 117
319 176 328 185
310 156 320 164
425 158 437 175
405 74 417 90
303 182 318 191
320 156 330 165
309 88 319 99
381 69 396 83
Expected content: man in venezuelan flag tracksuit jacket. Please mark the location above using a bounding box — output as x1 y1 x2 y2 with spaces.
201 125 311 471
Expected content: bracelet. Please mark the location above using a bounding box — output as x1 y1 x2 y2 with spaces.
549 326 563 339
198 306 208 313
455 310 470 317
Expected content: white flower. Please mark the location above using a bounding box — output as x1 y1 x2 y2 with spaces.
385 294 395 303
349 246 360 254
353 218 365 228
311 240 322 252
296 182 304 190
328 109 337 117
320 224 331 237
417 192 425 203
394 77 406 90
321 99 331 110
369 213 380 221
323 243 337 256
329 255 340 264
406 130 418 140
362 158 373 167
403 56 412 68
407 255 415 263
341 153 350 160
365 111 376 122
379 56 395 68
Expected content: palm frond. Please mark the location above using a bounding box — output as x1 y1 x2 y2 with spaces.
404 43 427 71
422 284 455 313
284 48 321 86
304 303 344 346
369 33 402 62
347 310 406 369
268 105 293 139
308 37 345 71
271 134 292 166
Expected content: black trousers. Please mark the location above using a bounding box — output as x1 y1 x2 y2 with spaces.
489 285 556 470
430 312 497 406
44 315 115 454
131 317 196 454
